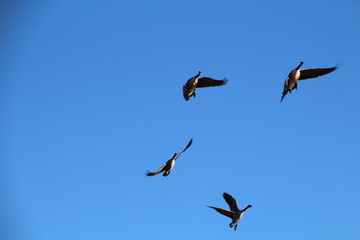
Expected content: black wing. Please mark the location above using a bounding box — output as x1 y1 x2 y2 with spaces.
299 65 338 80
223 193 240 213
207 206 236 219
280 90 287 103
178 138 193 155
196 77 228 88
145 163 167 176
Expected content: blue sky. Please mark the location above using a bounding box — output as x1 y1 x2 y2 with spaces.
1 0 360 239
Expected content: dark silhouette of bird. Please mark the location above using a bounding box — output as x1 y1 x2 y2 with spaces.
183 71 228 101
281 62 338 102
208 192 252 231
145 139 193 177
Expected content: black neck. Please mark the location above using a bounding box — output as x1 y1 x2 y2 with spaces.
296 62 304 70
242 205 252 211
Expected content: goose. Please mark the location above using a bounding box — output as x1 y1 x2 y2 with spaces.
280 62 338 102
208 192 252 231
145 139 193 177
183 71 228 101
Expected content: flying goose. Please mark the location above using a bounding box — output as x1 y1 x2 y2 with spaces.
208 192 252 231
145 139 193 177
183 71 228 101
280 62 338 102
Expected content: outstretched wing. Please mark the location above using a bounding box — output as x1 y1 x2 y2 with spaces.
299 66 338 80
208 206 236 219
196 77 228 88
178 139 193 155
223 193 240 213
145 163 167 176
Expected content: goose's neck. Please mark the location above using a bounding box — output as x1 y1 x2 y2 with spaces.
296 62 304 70
242 205 252 212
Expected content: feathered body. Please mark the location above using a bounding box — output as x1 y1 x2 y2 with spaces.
183 71 228 101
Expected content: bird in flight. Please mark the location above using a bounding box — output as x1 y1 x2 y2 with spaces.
280 62 338 102
183 71 228 101
145 139 193 177
208 192 252 231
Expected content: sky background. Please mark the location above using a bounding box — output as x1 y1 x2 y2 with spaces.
1 0 360 239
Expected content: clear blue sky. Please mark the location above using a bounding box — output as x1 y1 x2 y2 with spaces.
1 1 360 239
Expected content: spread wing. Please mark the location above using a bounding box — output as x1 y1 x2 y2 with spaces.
196 77 228 88
299 66 338 80
145 163 167 176
208 206 236 219
223 193 240 213
178 139 193 155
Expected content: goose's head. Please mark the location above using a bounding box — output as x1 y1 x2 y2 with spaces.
195 71 202 78
296 61 304 69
